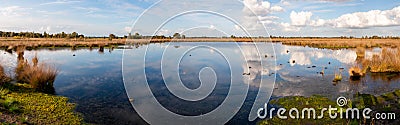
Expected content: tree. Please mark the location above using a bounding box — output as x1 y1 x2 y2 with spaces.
44 31 49 38
173 33 181 39
132 32 142 39
128 32 132 39
71 32 78 39
109 34 116 40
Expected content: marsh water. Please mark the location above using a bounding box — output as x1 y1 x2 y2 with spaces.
1 42 399 124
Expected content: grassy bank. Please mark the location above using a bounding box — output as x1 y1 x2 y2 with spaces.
0 84 84 124
0 57 84 124
260 90 400 124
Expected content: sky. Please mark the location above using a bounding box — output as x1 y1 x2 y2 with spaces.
0 0 400 37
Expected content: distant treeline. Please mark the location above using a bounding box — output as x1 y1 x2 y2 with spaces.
0 31 86 39
1 31 399 39
0 31 125 40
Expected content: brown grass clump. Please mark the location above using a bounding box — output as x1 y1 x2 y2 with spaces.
15 55 58 93
0 64 11 84
349 66 364 80
362 48 400 73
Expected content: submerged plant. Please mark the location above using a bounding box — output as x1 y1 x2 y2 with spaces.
333 73 342 82
333 68 342 82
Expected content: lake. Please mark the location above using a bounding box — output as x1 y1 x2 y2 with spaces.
1 42 399 124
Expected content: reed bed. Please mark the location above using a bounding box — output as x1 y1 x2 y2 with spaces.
362 48 400 73
278 38 400 49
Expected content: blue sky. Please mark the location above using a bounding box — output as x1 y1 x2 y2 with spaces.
0 0 399 37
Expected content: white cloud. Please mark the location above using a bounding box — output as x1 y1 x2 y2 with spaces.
241 0 285 31
40 0 81 5
271 6 284 12
333 6 400 28
280 0 290 6
310 19 327 26
234 25 241 30
0 6 29 16
290 11 313 26
305 6 400 28
209 25 216 29
243 0 271 15
280 22 300 32
156 29 170 36
124 27 132 33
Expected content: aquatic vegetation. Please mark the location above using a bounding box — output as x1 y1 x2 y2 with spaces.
333 73 342 82
15 55 58 93
362 48 400 73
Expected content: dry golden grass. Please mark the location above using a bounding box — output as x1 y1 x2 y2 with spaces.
277 38 400 49
349 66 364 76
15 55 58 92
0 38 126 48
349 66 365 80
0 64 11 84
362 48 400 72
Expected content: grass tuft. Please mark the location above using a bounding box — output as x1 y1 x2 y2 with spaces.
349 66 364 80
362 48 400 73
0 64 11 85
15 55 58 93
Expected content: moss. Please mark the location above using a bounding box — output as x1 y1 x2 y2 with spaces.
260 96 347 125
0 84 84 124
261 90 400 125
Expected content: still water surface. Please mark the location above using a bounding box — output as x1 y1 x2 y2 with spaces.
0 42 399 124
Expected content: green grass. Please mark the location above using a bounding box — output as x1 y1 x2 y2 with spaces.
0 84 84 124
260 90 400 125
260 95 348 125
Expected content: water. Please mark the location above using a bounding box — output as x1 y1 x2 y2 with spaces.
0 42 399 124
